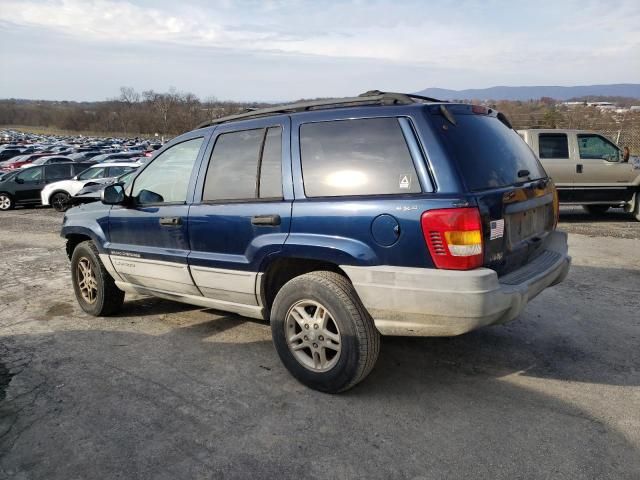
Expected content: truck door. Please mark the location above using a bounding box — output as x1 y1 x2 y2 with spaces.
574 133 636 203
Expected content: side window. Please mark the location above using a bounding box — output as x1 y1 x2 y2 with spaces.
300 117 420 197
258 127 283 199
202 127 283 201
16 167 43 182
107 166 134 177
77 167 105 180
45 164 72 180
132 137 203 204
538 134 569 159
577 134 620 161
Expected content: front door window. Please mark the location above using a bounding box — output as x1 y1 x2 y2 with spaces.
577 134 620 162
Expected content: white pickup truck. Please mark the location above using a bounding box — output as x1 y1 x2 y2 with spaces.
518 129 640 220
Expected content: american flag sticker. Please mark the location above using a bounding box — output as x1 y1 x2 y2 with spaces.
490 219 505 240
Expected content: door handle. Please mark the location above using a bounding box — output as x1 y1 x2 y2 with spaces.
159 216 182 226
576 164 583 174
251 214 281 226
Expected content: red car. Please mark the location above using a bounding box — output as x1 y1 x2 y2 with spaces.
0 153 53 172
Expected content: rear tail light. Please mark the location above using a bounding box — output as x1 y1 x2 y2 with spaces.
471 105 489 115
421 208 484 270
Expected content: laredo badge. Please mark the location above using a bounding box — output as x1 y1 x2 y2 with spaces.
490 219 505 240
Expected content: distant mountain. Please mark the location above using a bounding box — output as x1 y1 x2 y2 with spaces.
415 84 640 101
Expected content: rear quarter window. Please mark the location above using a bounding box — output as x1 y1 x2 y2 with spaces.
300 117 420 197
429 106 546 191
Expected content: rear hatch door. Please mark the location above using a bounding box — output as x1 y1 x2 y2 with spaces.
426 104 556 275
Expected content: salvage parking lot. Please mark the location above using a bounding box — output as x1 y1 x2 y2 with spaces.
1 207 639 478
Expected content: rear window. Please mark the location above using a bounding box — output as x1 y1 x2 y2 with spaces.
429 105 546 191
300 118 420 197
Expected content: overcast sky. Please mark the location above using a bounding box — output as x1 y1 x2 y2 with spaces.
1 0 639 102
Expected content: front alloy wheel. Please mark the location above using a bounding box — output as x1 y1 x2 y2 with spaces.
76 257 98 304
71 240 124 316
0 194 14 211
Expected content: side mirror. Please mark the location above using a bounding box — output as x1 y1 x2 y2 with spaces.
102 183 126 205
15 178 24 184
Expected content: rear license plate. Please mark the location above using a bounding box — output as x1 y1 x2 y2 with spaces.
508 204 551 244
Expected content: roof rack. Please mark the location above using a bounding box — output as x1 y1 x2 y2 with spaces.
196 90 441 128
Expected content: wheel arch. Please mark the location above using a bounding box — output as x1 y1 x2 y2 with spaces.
62 225 107 260
65 233 93 259
260 256 350 313
48 189 71 204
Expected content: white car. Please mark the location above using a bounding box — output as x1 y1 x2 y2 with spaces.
41 162 139 211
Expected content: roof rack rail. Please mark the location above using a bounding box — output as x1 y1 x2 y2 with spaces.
196 90 441 128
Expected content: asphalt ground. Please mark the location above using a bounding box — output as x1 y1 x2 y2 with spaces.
1 206 639 479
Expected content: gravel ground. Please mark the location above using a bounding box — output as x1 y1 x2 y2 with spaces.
1 207 639 479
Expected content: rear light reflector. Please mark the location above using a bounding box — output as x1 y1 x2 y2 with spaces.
421 208 484 270
552 186 559 229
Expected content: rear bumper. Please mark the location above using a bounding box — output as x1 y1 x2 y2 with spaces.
341 230 570 337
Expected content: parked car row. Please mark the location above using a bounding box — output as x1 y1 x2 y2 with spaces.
0 160 141 211
0 130 154 211
0 129 161 173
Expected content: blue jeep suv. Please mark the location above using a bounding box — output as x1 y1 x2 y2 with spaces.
62 91 571 392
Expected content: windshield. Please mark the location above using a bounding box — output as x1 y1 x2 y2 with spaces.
428 105 546 191
0 171 18 182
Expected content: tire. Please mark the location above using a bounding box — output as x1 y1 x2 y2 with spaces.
0 193 14 211
70 240 124 316
270 271 380 393
582 205 610 215
633 194 640 222
50 192 70 212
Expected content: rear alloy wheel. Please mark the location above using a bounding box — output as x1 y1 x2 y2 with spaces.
285 299 343 372
0 193 14 211
582 205 610 216
51 192 70 212
271 271 380 393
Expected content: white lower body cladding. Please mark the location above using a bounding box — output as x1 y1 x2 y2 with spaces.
341 231 571 337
